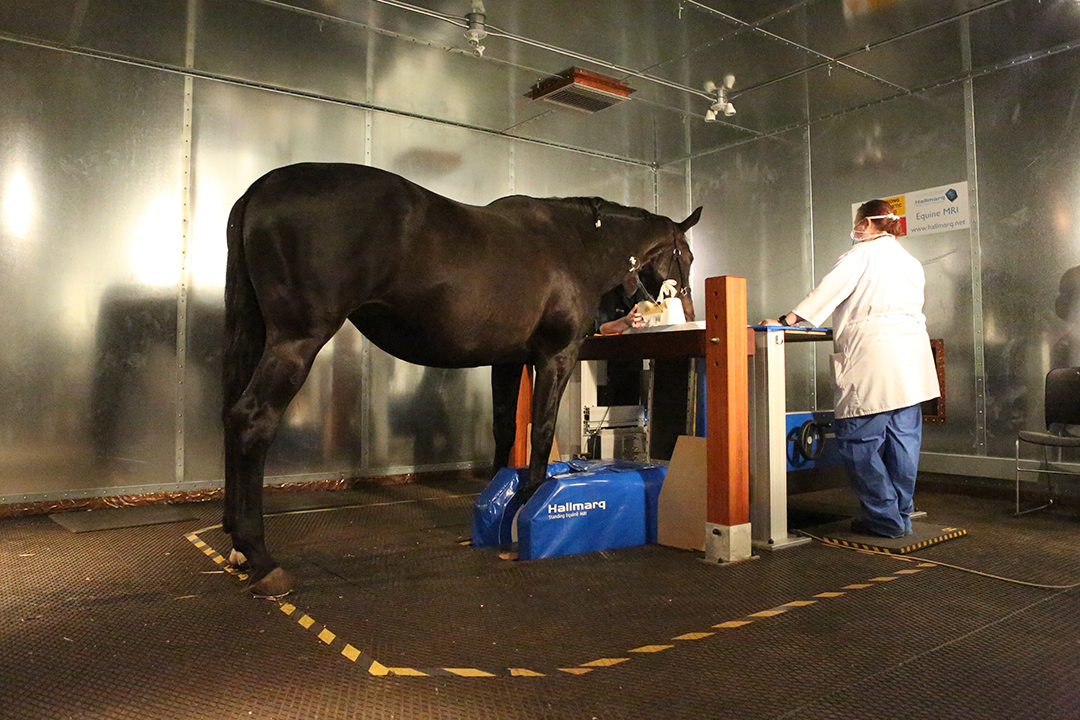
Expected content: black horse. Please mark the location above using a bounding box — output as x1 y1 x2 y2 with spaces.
223 162 699 596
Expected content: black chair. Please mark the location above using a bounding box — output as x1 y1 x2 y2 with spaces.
1015 366 1080 514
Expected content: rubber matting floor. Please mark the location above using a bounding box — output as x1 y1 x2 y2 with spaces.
1 478 1079 719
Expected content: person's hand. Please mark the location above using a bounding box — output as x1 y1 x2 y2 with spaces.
599 309 646 335
760 312 799 326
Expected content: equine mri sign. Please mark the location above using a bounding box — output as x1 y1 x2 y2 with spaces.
852 182 969 238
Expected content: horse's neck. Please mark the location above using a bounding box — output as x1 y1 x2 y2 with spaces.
587 212 671 292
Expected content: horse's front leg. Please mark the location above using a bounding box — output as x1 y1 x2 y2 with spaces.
490 362 524 471
520 346 580 494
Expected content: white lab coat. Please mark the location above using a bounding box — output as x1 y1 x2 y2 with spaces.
792 235 940 419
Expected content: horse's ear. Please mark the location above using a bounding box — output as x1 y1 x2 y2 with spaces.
678 206 703 232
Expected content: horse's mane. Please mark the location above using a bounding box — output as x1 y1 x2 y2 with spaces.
559 196 656 222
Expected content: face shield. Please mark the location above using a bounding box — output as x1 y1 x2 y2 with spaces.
850 213 901 243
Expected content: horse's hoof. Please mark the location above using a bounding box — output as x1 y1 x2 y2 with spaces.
248 567 295 598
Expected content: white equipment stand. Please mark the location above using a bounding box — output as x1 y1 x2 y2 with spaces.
578 360 648 460
748 326 833 551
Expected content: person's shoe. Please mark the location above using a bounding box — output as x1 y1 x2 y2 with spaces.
850 518 903 538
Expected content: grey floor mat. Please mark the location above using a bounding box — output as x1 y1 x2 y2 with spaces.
49 504 199 533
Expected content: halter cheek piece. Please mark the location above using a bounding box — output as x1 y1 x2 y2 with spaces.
671 239 690 297
627 237 691 297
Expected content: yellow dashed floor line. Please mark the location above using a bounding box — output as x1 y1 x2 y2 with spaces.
185 530 934 678
673 632 714 640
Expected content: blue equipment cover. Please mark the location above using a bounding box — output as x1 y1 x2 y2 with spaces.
471 462 569 546
517 463 667 560
565 459 666 542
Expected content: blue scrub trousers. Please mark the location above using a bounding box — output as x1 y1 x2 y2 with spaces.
833 404 923 538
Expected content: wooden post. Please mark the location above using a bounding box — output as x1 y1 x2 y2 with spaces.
509 366 532 467
704 276 752 562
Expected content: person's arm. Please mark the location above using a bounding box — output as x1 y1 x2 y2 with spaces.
600 308 644 335
789 249 867 327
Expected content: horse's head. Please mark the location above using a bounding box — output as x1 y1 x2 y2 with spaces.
640 207 700 321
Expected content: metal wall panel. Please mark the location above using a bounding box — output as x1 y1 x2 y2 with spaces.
512 142 655 204
689 128 815 411
657 165 691 230
508 94 678 166
0 0 188 66
195 0 370 106
969 1 1080 70
808 87 973 455
185 78 370 486
974 52 1080 458
369 28 529 135
0 42 185 501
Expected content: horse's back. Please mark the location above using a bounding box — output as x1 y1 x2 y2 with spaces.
243 163 429 224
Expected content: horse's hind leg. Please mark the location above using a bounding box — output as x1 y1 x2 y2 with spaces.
490 362 524 471
224 334 333 597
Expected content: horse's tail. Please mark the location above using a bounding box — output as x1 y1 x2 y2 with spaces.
222 191 265 425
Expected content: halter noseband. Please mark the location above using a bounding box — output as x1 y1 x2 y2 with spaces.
628 235 691 299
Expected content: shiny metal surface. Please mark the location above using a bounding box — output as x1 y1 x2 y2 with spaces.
689 128 815 411
1 0 1080 500
0 0 188 65
185 78 371 486
0 41 185 500
513 142 655 205
196 0 370 105
974 52 1080 458
808 87 975 456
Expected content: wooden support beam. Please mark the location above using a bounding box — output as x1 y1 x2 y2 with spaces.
704 276 750 529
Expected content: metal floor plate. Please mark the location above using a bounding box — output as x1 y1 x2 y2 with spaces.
1 479 1079 719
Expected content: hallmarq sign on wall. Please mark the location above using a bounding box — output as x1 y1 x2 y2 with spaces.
852 181 969 238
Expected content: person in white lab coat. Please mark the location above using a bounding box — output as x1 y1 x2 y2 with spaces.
761 199 940 538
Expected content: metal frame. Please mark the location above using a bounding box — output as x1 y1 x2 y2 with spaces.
748 326 832 550
1014 440 1080 515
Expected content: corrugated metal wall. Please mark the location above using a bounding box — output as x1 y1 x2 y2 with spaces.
685 8 1080 479
2 0 1079 500
0 0 682 502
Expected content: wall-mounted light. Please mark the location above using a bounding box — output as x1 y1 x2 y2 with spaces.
464 0 487 56
703 75 736 122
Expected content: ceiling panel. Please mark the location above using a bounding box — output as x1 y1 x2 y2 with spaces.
969 0 1080 69
3 0 1077 165
656 23 817 101
837 22 966 93
804 62 898 120
767 0 983 58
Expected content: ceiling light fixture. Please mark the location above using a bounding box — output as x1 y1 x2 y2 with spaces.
703 75 736 122
464 0 487 56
